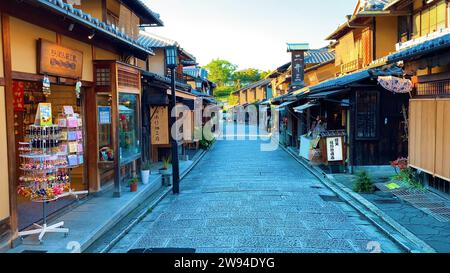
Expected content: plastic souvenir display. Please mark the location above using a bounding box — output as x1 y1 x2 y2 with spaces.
57 106 85 168
18 124 70 202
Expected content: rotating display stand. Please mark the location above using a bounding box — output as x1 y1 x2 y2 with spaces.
17 104 87 243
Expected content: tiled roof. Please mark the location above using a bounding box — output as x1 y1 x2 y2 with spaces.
309 65 403 92
233 79 271 94
360 0 390 12
183 67 209 80
37 0 154 55
122 0 164 26
138 31 178 48
141 70 191 90
387 33 450 63
138 31 197 63
305 48 335 64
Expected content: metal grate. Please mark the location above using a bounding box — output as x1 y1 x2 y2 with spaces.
319 195 344 203
391 188 450 222
416 79 450 96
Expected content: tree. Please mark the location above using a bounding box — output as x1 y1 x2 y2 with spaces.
233 68 263 88
203 59 237 87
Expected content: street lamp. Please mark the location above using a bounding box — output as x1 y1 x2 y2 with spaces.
165 46 180 194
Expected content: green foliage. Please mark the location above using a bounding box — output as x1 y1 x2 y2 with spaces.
214 86 235 99
391 168 424 190
233 68 264 87
162 156 172 170
228 93 239 106
203 59 237 87
353 171 375 193
204 59 270 101
129 177 138 185
199 138 215 150
141 162 151 171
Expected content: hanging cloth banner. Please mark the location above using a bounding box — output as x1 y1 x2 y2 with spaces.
378 76 413 94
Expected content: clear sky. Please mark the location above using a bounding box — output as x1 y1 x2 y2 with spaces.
144 0 357 71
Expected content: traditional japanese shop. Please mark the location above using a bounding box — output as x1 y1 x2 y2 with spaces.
0 0 154 246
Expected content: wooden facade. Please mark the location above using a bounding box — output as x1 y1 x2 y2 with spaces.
0 0 157 249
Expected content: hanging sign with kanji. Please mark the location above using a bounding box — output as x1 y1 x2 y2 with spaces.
151 106 169 145
13 81 25 112
326 137 344 162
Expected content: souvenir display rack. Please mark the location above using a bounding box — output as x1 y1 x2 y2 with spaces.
17 124 70 242
17 104 88 243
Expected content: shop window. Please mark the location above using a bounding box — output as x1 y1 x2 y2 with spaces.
413 0 447 38
97 94 113 162
95 68 111 86
356 91 379 140
119 93 140 163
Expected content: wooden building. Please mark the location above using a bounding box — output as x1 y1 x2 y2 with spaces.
0 0 163 249
384 0 450 195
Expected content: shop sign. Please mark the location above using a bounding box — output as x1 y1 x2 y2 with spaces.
13 81 25 112
151 106 169 145
98 106 112 125
291 50 305 87
326 137 343 162
38 39 83 79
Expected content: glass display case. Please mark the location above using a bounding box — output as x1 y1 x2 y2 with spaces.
119 93 140 164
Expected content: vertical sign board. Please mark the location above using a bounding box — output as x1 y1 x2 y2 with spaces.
38 39 83 79
291 50 305 87
151 106 169 145
326 137 344 162
98 106 112 125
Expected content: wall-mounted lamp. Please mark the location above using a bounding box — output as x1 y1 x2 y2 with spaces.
88 30 96 40
68 23 75 32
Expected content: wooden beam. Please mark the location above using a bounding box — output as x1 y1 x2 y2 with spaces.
1 13 18 244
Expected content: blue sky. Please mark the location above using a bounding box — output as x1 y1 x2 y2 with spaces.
144 0 356 71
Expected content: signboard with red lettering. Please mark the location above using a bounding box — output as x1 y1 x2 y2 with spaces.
38 39 83 79
12 81 25 112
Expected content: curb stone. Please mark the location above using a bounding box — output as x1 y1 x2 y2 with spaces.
281 145 436 253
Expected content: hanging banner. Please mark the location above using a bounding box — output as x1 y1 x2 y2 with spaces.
38 39 83 79
291 50 305 87
326 137 344 162
378 76 413 94
151 106 169 145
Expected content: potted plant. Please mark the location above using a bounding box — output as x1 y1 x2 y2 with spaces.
159 156 172 175
141 162 151 185
129 177 138 192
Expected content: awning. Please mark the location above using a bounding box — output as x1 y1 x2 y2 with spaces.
276 101 296 110
308 89 348 99
309 65 403 92
293 102 319 113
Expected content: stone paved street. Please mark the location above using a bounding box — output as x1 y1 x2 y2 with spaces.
110 124 403 253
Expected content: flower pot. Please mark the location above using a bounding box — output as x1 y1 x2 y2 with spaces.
130 183 138 192
141 170 150 185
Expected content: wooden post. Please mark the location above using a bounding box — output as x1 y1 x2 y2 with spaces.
1 13 19 245
85 86 100 192
111 62 121 197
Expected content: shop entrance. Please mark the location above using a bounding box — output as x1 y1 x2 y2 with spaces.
15 81 88 230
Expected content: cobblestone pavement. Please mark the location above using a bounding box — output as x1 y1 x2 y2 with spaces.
110 124 403 253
